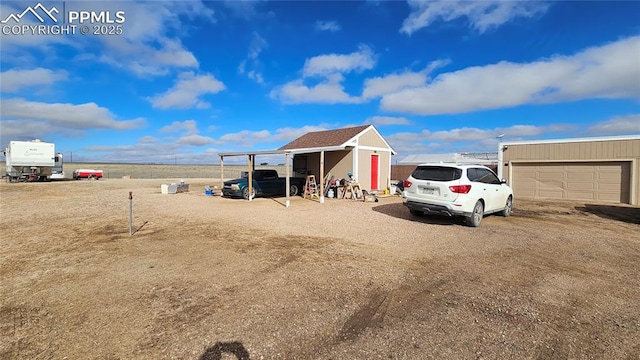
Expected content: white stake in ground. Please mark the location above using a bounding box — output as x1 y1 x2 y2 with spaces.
129 191 133 236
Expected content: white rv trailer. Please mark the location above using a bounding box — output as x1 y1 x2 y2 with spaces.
4 139 56 182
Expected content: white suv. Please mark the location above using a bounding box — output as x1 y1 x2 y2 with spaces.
402 163 513 227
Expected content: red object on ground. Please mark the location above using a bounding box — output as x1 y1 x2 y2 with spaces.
73 169 104 179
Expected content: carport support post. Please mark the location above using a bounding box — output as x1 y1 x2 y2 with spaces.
219 155 224 193
247 154 253 201
128 191 133 236
285 152 290 208
320 150 325 203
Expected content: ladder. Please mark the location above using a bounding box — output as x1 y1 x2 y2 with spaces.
303 175 319 199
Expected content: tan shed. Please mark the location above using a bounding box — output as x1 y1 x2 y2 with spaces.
279 125 396 192
498 135 640 205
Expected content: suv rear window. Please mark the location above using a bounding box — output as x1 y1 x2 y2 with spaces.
411 166 462 181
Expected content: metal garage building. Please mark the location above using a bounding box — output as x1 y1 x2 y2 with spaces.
498 135 640 205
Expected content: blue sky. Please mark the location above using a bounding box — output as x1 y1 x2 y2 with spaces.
1 0 639 164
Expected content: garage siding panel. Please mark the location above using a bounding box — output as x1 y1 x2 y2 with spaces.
502 138 640 205
512 162 631 203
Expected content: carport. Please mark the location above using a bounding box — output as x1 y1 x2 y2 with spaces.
218 150 292 207
218 125 396 206
218 147 337 207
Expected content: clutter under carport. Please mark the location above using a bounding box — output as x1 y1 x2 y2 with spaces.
314 172 382 202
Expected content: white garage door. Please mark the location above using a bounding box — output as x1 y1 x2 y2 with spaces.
512 162 631 203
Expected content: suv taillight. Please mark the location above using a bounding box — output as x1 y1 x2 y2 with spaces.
403 180 412 188
449 185 471 194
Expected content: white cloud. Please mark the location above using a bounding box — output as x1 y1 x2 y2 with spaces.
271 125 329 142
247 71 265 84
425 124 575 142
2 2 214 76
248 32 268 60
158 120 215 146
237 60 246 74
238 32 268 84
0 98 144 143
221 0 264 20
177 134 215 146
380 36 640 115
362 70 428 100
93 2 214 76
97 37 200 77
586 114 640 135
0 3 72 52
139 136 158 144
315 20 341 32
362 59 450 99
1 98 144 130
150 72 226 109
0 68 68 93
401 0 550 35
160 120 199 135
270 74 363 104
218 130 271 147
214 125 330 147
365 116 412 126
302 44 376 77
386 123 575 155
82 142 183 163
271 45 377 104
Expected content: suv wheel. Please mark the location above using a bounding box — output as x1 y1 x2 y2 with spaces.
501 196 512 217
465 201 484 227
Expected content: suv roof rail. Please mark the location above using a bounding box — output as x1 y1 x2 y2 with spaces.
455 162 489 166
431 161 489 166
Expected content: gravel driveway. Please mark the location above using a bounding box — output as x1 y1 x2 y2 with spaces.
1 179 638 359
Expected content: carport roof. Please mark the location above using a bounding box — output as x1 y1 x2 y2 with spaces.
217 149 287 157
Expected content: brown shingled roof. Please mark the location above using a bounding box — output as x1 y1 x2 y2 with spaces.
279 125 371 150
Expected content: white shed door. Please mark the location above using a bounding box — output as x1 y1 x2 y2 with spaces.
511 162 631 203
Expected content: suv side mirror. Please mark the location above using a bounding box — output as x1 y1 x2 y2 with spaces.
501 179 508 184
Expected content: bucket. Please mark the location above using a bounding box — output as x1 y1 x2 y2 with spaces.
390 185 397 194
205 189 213 196
328 189 334 198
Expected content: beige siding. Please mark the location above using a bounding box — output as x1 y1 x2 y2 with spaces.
354 150 391 191
504 139 639 162
294 149 396 192
358 128 388 148
502 138 640 205
293 151 355 184
379 151 391 190
325 150 353 180
358 149 374 191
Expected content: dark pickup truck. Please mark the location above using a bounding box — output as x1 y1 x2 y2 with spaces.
222 169 306 200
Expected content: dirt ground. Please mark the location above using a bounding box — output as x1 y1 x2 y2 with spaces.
1 179 639 360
